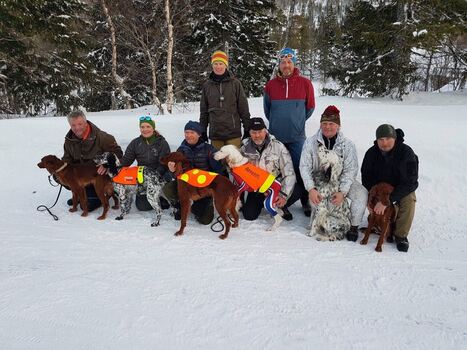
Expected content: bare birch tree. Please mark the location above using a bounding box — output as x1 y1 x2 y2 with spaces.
100 0 132 109
165 0 174 114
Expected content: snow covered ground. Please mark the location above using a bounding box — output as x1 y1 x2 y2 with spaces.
1 89 466 349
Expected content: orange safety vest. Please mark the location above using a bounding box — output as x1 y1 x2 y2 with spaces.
177 169 218 188
232 163 276 193
112 166 145 185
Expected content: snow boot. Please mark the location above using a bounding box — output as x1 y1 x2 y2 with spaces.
282 207 293 221
395 236 409 252
346 226 359 242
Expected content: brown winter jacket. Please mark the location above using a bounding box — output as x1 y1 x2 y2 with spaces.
62 120 123 165
200 71 250 141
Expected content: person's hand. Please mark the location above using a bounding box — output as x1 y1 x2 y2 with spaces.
274 195 287 208
331 192 344 206
97 165 107 175
168 161 176 172
374 201 387 215
309 188 322 205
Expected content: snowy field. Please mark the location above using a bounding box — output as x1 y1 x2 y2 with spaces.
1 89 466 349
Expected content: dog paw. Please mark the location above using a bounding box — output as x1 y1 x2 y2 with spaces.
111 205 119 210
115 215 123 221
69 208 77 213
360 239 368 245
218 233 228 240
151 222 160 227
81 212 88 217
97 215 106 220
375 246 382 253
174 231 184 236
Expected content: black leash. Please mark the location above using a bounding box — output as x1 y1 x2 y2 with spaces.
210 214 235 233
36 175 63 221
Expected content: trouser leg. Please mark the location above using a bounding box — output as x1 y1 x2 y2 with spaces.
191 197 214 225
346 181 368 227
394 192 416 238
242 192 264 220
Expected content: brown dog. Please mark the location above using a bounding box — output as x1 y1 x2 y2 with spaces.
160 152 239 239
360 182 396 252
37 155 118 220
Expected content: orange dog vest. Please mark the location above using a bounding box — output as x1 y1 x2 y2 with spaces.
112 166 145 185
177 169 218 188
231 163 276 193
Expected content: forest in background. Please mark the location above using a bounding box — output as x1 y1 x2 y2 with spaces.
0 0 465 115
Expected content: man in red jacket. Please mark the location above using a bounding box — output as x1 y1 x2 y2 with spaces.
263 48 315 218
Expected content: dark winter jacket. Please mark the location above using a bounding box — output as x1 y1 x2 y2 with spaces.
177 140 223 173
120 132 171 180
200 70 250 141
63 120 123 165
263 68 315 144
361 129 419 203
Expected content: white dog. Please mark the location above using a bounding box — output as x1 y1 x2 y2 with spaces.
214 145 284 231
308 144 351 241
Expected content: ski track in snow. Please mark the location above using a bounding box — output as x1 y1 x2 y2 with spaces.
1 91 466 349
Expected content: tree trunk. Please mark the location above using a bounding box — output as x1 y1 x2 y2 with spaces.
100 0 132 110
165 0 174 114
147 50 164 114
424 50 433 92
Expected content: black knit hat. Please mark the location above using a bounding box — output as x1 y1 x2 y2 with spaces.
250 117 267 131
376 124 397 139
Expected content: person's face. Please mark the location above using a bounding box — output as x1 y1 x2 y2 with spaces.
140 123 155 138
212 61 227 75
249 128 268 145
377 137 396 152
184 130 200 145
69 116 88 139
320 121 339 139
279 58 294 77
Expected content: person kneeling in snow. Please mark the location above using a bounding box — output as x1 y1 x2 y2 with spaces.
361 124 419 252
239 117 296 221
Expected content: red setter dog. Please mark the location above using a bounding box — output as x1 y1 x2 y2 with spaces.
38 155 118 220
160 152 239 239
360 182 396 252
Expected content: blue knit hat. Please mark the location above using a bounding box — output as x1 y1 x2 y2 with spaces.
279 48 297 64
184 120 203 135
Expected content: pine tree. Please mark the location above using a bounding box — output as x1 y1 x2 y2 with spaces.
182 0 278 99
0 0 91 114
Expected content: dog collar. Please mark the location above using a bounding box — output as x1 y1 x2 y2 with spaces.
55 162 68 173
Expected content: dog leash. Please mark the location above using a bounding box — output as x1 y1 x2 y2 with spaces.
36 175 63 221
210 214 235 233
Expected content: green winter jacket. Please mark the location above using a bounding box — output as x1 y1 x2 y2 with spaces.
62 121 123 165
200 71 250 141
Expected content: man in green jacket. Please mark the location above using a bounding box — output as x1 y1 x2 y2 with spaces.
199 50 250 150
62 110 123 210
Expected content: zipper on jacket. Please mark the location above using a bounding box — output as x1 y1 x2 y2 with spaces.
285 79 289 99
220 82 223 108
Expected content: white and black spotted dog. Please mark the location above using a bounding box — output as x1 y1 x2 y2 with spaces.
94 152 167 227
308 143 351 241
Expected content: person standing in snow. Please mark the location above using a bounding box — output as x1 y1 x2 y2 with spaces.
239 117 296 221
199 50 251 150
62 110 123 211
300 105 368 238
361 124 418 252
263 47 315 218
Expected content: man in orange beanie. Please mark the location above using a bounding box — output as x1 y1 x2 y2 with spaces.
200 50 250 150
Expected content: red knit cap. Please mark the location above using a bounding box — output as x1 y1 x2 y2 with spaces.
320 105 341 126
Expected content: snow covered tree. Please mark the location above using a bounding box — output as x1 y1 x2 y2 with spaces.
182 0 278 99
0 0 91 114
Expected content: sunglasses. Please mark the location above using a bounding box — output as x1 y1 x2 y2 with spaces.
279 53 295 60
139 116 152 121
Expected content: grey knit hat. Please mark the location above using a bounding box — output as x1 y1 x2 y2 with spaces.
376 124 397 139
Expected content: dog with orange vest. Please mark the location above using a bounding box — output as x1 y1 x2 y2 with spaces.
94 152 167 227
160 152 239 239
214 145 284 231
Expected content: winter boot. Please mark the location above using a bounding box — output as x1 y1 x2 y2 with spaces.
281 207 293 221
395 236 409 252
346 226 359 242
